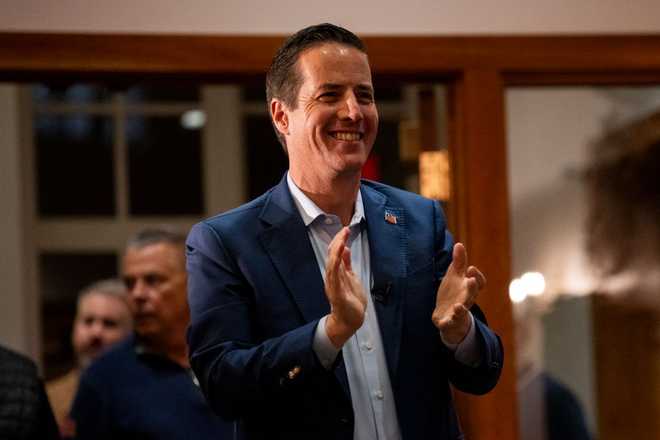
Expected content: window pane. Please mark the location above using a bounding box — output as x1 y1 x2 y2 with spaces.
244 115 288 199
35 114 115 216
242 82 267 102
40 253 118 380
373 80 403 101
373 120 406 188
32 83 111 104
127 115 203 215
125 83 199 103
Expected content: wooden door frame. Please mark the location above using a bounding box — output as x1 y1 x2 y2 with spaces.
4 32 660 440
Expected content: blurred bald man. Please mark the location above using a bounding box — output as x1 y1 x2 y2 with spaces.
46 279 133 437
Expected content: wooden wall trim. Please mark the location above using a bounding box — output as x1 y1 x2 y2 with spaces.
448 69 517 440
2 33 660 81
0 33 282 77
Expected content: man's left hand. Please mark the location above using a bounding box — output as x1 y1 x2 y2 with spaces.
432 243 486 345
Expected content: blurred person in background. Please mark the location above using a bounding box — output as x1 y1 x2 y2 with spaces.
1 344 60 440
46 279 133 438
585 110 660 439
71 227 233 440
514 297 591 440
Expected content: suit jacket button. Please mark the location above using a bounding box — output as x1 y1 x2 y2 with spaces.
339 417 349 424
287 365 302 380
490 361 500 369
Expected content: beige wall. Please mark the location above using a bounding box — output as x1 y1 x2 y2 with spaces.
0 85 38 358
1 0 660 34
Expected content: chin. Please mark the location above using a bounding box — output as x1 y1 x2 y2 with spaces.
338 157 368 174
136 322 158 337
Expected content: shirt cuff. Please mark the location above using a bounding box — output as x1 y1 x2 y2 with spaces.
313 315 341 369
440 312 482 367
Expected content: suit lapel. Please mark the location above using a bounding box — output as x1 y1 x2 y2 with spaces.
258 177 330 324
362 184 406 382
258 177 350 395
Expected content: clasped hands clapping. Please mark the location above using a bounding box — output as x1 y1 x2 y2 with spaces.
324 227 486 349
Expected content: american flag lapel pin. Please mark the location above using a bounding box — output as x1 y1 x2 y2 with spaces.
384 211 398 225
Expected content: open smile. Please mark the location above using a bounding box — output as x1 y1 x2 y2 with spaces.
330 131 363 141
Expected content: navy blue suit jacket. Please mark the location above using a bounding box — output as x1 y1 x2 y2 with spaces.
186 176 503 440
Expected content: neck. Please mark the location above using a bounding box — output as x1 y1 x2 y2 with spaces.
165 341 190 368
140 333 190 369
290 168 360 225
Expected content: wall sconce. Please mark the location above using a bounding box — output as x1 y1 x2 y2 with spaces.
419 150 450 201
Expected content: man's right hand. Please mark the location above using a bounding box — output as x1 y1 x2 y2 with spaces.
324 227 367 349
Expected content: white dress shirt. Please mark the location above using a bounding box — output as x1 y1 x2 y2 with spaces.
286 173 480 440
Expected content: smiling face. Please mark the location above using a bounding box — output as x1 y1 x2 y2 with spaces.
271 43 379 184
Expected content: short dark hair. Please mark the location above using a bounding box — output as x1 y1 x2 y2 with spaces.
125 226 187 270
266 23 367 150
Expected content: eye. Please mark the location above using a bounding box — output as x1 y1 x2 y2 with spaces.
123 277 135 290
318 91 339 101
357 91 374 104
144 273 163 287
103 319 119 328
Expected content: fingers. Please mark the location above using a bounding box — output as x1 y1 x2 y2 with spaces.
454 303 469 320
339 263 367 305
464 278 478 309
450 243 467 275
325 229 348 301
436 303 469 330
326 227 350 276
341 245 353 273
337 246 365 302
466 265 487 289
325 227 363 305
328 227 350 264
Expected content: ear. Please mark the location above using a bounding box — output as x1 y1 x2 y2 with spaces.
270 99 290 137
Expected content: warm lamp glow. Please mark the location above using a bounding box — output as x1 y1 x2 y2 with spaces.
419 150 450 201
521 272 546 297
509 278 527 303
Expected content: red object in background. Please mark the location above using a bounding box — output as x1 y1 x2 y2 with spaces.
362 154 381 181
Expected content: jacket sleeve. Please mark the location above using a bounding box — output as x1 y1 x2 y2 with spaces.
431 200 504 395
444 305 504 394
186 221 340 420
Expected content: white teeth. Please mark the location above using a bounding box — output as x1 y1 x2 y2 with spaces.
333 132 361 141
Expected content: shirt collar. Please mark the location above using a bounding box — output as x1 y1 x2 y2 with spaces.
287 172 365 227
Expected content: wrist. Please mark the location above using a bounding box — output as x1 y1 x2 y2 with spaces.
438 316 471 346
325 314 356 349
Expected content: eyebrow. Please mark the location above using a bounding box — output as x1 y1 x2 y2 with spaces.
317 83 375 94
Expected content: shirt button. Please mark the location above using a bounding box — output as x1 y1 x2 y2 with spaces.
362 341 373 351
324 217 333 225
374 390 384 400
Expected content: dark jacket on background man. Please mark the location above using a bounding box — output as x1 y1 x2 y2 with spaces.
0 345 60 440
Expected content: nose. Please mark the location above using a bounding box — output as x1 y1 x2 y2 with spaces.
90 320 105 338
129 279 148 304
338 93 363 122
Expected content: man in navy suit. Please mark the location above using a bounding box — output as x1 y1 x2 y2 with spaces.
186 23 503 440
